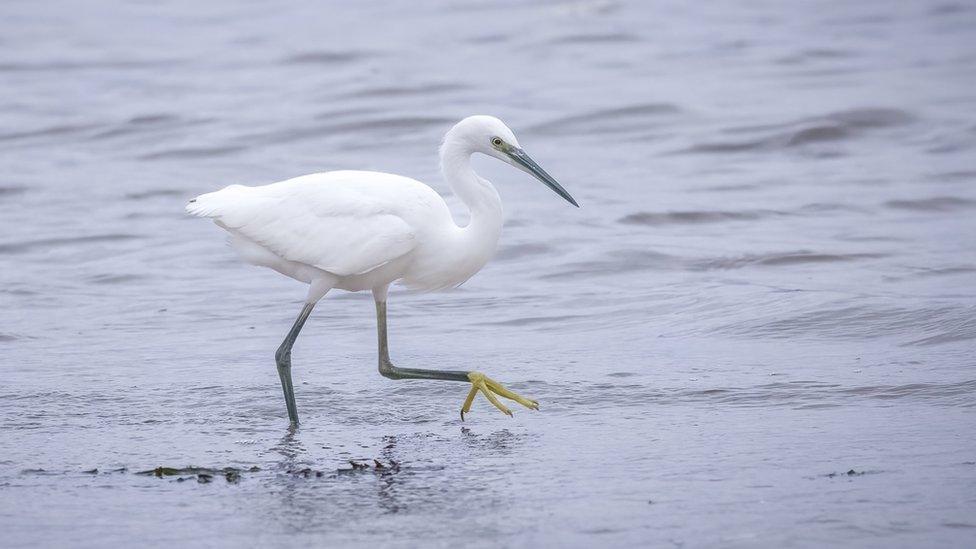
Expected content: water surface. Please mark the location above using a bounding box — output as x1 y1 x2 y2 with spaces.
1 1 975 547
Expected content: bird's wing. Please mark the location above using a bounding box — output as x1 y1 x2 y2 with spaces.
186 172 421 276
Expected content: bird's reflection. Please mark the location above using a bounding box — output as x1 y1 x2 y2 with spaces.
376 434 405 514
270 424 304 463
258 426 409 531
250 419 529 539
258 425 339 533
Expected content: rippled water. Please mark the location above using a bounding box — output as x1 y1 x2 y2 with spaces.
2 1 975 547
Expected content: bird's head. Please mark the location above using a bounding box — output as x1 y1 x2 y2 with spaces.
445 115 579 207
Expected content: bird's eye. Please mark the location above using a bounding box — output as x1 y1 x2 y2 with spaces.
491 137 503 147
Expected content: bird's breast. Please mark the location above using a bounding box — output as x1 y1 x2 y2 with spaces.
399 223 501 291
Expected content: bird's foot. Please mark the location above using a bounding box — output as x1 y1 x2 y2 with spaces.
460 372 539 420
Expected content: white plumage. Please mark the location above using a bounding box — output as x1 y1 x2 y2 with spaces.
186 115 577 424
186 171 448 291
188 173 420 277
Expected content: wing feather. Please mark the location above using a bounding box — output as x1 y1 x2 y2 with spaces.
186 172 419 276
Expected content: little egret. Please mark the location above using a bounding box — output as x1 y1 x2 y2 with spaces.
186 115 578 425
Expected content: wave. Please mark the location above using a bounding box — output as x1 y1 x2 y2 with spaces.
691 252 886 270
0 234 141 255
550 378 976 410
712 303 976 346
138 145 246 160
678 107 914 154
528 103 682 135
619 209 782 226
884 196 976 212
279 50 376 65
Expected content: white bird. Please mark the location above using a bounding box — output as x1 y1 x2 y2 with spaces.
186 115 578 425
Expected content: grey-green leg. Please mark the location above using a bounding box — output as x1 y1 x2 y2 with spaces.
372 292 540 420
275 302 315 425
375 300 469 382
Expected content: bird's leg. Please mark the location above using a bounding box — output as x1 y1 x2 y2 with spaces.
375 300 468 383
275 302 315 425
374 299 538 420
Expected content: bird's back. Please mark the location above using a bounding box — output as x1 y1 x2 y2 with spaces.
186 171 452 278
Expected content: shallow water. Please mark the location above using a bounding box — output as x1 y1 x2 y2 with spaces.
2 1 975 547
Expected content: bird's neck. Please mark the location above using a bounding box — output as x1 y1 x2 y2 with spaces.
440 142 503 239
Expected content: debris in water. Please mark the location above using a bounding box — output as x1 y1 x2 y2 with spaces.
21 469 48 475
338 460 401 475
825 469 868 478
136 466 259 484
287 468 325 478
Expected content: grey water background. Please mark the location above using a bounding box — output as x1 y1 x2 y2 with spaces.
1 0 975 547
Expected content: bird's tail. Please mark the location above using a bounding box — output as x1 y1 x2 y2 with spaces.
185 184 248 219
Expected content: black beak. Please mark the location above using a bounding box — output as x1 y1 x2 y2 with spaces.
506 148 579 207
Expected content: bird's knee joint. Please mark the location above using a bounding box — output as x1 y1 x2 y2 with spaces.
275 348 291 366
378 361 399 380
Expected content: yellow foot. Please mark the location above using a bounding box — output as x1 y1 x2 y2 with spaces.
460 372 539 420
